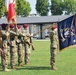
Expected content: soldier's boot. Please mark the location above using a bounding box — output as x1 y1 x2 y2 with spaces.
51 66 58 70
18 63 24 66
25 58 30 65
4 68 11 72
25 61 29 65
26 62 29 64
11 66 16 69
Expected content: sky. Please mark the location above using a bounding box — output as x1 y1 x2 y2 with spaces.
27 0 36 14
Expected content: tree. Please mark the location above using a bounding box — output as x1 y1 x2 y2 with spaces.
63 0 76 15
36 0 49 16
0 0 5 18
16 0 31 17
0 0 31 18
51 0 63 15
51 0 76 15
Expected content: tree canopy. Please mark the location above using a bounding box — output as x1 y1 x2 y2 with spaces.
0 0 31 18
51 0 76 15
0 0 5 18
36 0 49 16
16 0 31 17
63 0 76 15
51 0 63 15
0 0 76 18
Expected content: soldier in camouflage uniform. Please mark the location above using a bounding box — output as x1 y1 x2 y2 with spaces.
22 24 33 64
49 23 59 70
1 23 10 71
10 24 17 69
16 25 24 66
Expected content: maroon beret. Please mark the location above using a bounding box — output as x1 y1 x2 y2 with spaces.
23 24 28 28
17 25 21 29
10 24 15 28
1 23 7 30
51 25 57 30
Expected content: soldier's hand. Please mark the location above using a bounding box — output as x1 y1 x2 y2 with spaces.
30 33 33 37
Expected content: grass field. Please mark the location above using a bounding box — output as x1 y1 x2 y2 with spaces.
0 39 76 75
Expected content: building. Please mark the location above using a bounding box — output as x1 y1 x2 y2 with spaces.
0 14 73 39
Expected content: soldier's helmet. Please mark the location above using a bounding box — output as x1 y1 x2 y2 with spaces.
1 23 7 30
23 24 28 29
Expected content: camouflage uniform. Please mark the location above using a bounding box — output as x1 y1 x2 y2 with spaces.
16 26 24 66
10 29 17 69
1 24 10 71
49 25 58 70
23 24 31 64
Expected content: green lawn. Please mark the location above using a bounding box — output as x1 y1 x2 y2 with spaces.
0 40 76 75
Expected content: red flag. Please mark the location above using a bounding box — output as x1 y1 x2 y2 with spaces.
5 0 16 23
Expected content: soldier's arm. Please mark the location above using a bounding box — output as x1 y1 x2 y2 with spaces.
25 41 34 50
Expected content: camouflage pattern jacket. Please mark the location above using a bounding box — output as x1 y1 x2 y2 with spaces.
50 28 58 49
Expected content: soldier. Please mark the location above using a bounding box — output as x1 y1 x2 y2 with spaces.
16 25 24 66
22 24 33 64
1 23 10 71
49 23 59 70
10 24 17 69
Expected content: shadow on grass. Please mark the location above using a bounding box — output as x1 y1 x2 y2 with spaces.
0 64 3 71
0 63 51 71
16 66 51 70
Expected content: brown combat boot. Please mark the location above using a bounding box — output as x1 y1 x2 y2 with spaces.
25 62 29 65
4 68 11 72
11 66 16 69
51 67 58 70
18 63 24 66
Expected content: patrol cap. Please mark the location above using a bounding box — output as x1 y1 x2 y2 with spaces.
1 23 7 30
10 24 15 28
17 25 21 29
23 24 28 28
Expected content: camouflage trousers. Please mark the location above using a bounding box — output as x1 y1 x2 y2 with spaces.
50 47 58 68
1 40 9 70
1 48 9 70
10 46 17 68
24 44 31 64
17 43 24 65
